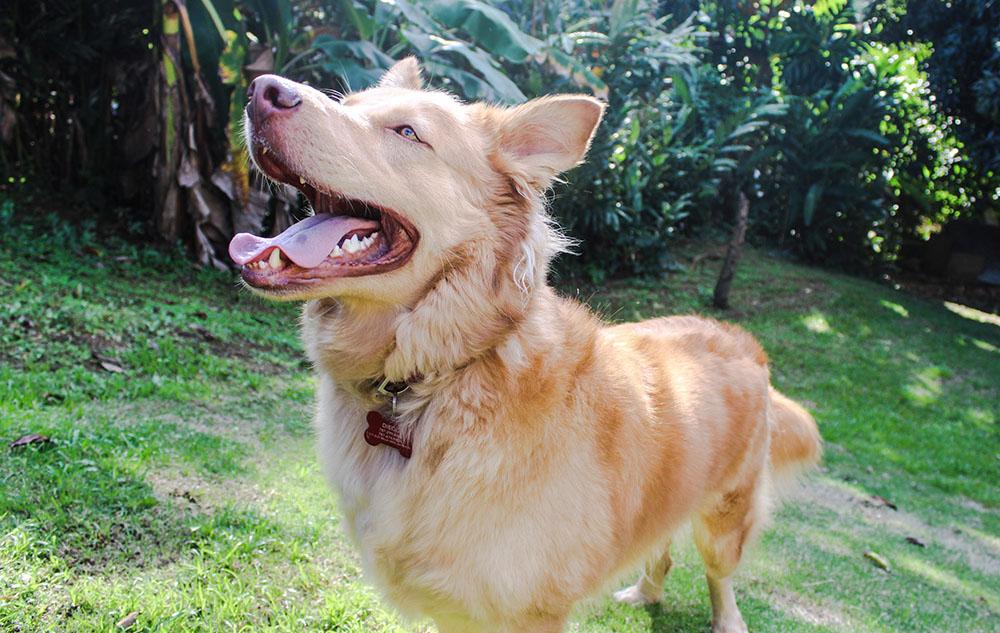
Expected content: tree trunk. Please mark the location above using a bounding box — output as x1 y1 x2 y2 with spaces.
713 191 750 310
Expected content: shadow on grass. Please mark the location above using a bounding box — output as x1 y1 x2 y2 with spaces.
643 602 710 632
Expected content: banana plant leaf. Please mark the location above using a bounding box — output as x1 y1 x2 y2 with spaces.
424 0 543 63
313 36 396 70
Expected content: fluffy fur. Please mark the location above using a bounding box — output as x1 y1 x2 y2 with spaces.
247 58 822 633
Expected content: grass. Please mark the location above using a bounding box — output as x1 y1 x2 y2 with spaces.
1 203 997 632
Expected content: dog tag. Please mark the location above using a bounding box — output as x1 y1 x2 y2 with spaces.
364 411 412 459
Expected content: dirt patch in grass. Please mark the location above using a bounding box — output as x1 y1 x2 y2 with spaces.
767 587 853 628
790 477 1000 577
147 468 273 514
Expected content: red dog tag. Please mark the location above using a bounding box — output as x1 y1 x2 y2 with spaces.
364 411 412 458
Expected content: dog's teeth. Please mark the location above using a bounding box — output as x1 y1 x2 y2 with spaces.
331 245 343 258
344 235 361 253
262 147 269 155
269 249 283 270
299 176 306 185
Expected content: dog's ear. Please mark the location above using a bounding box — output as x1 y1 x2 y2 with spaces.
379 57 423 90
493 95 604 191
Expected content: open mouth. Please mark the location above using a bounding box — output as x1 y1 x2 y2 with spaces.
229 141 419 291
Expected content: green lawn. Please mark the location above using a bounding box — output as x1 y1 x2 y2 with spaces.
1 206 998 632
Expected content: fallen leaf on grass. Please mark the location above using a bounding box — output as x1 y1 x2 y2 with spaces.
864 550 891 572
190 324 217 342
865 494 898 510
169 489 199 505
9 434 51 449
905 536 927 547
117 611 139 629
100 361 125 373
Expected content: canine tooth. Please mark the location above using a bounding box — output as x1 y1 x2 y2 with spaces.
299 176 306 185
331 245 343 257
269 249 282 269
262 147 269 155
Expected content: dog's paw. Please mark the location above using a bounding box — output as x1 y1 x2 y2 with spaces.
613 584 660 607
711 616 749 633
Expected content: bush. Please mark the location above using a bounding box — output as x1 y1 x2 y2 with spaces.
1 0 997 279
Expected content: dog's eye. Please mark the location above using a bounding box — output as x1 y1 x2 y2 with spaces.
394 125 421 142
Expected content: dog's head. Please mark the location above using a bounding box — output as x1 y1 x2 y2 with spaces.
231 58 603 304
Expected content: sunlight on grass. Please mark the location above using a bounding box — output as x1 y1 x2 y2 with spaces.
965 407 995 430
802 311 834 334
904 366 945 405
895 554 1000 612
971 338 998 353
880 299 910 318
944 301 1000 327
955 524 1000 557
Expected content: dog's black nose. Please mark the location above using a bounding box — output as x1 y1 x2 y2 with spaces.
247 75 301 120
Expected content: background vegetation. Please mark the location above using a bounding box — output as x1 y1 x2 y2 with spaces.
1 0 997 277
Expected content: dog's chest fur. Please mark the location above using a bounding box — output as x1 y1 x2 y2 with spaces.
303 303 621 621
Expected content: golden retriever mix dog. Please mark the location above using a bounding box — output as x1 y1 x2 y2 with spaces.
230 58 821 633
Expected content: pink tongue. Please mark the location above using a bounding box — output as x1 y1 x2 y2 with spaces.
229 213 378 269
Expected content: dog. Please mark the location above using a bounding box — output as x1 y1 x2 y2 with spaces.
230 58 822 633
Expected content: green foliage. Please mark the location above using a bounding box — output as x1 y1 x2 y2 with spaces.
543 6 718 277
0 1 155 208
1 0 997 277
873 0 1000 173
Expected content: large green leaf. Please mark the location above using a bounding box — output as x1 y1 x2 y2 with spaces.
312 36 395 70
424 0 543 63
424 60 503 102
431 35 526 102
337 0 375 40
803 182 824 226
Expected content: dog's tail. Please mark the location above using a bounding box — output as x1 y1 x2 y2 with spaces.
769 387 822 485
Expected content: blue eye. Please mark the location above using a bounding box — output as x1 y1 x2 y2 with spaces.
395 125 420 142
